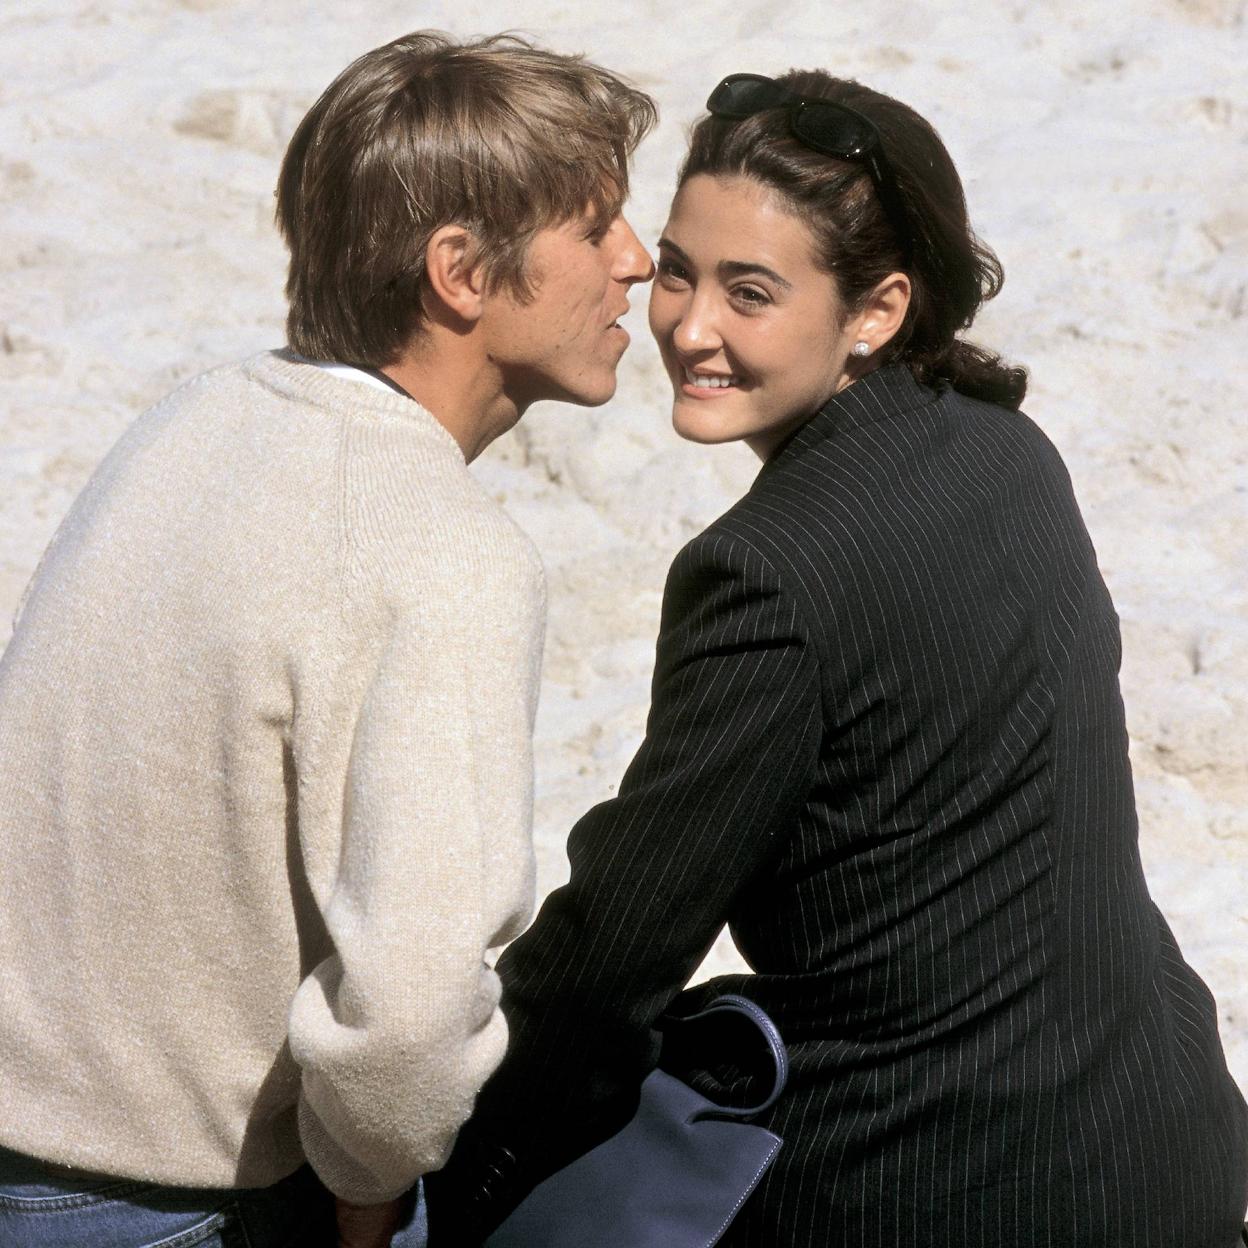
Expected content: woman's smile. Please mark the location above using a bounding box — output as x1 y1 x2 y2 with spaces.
681 366 746 395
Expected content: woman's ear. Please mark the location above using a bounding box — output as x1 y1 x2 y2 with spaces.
852 271 912 353
423 225 486 325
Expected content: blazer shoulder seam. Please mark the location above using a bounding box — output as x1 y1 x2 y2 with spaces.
684 524 820 655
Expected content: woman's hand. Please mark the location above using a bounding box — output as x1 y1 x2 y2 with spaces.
335 1195 404 1248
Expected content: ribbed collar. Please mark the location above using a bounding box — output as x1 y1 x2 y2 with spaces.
243 349 465 460
755 364 940 486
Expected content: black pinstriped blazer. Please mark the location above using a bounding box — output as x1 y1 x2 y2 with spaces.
429 366 1248 1247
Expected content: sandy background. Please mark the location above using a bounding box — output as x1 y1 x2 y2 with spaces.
2 0 1245 1096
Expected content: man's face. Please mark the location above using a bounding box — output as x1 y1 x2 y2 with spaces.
483 208 654 410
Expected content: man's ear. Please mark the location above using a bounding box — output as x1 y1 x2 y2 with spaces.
852 272 912 352
423 225 486 325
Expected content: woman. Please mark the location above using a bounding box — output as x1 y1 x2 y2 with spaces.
430 72 1248 1246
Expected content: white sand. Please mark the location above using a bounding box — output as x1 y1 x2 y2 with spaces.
1 1 1244 1097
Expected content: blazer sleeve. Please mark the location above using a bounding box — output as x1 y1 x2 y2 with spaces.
426 528 821 1239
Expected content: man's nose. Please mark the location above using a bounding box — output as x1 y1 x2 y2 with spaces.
611 217 655 285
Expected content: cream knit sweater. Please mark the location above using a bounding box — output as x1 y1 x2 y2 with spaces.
0 351 546 1203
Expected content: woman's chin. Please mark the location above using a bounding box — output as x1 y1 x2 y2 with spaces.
671 399 744 446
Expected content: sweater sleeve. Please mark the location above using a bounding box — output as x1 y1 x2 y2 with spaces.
287 518 545 1205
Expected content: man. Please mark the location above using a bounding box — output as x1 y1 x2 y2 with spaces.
0 31 653 1248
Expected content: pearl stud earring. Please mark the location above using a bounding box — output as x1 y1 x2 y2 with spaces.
852 341 871 357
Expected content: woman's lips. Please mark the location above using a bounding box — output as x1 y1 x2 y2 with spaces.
679 365 743 398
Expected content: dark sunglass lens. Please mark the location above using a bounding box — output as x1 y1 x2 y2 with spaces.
708 75 793 117
792 103 874 158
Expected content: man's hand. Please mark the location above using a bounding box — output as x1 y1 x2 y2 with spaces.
335 1195 404 1248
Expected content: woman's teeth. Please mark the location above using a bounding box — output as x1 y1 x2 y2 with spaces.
685 369 740 388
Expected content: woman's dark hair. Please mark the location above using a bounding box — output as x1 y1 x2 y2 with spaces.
680 72 1027 408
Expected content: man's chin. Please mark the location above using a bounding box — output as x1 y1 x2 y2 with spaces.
559 377 618 408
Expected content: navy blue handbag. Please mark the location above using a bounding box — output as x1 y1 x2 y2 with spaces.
484 994 788 1248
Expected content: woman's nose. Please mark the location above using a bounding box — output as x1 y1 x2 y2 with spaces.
671 298 720 354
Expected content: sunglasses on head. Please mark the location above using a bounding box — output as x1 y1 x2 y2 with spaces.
705 73 913 262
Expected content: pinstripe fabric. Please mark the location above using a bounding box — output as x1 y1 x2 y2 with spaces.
434 366 1248 1247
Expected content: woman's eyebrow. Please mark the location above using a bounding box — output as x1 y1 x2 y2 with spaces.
657 237 792 291
719 259 792 290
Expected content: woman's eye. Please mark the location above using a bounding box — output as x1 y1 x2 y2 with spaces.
732 285 770 308
657 257 690 284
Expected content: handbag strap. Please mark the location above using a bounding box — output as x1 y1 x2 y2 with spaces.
674 993 789 1119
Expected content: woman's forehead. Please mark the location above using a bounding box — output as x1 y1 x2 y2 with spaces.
664 174 825 274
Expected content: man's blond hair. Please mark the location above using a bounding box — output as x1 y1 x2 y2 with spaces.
275 31 657 366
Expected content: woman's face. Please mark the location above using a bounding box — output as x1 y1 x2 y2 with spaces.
648 173 861 459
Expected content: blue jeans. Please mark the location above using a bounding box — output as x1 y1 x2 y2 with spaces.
0 1145 427 1248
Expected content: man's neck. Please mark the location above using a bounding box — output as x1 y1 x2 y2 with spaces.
381 334 521 464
